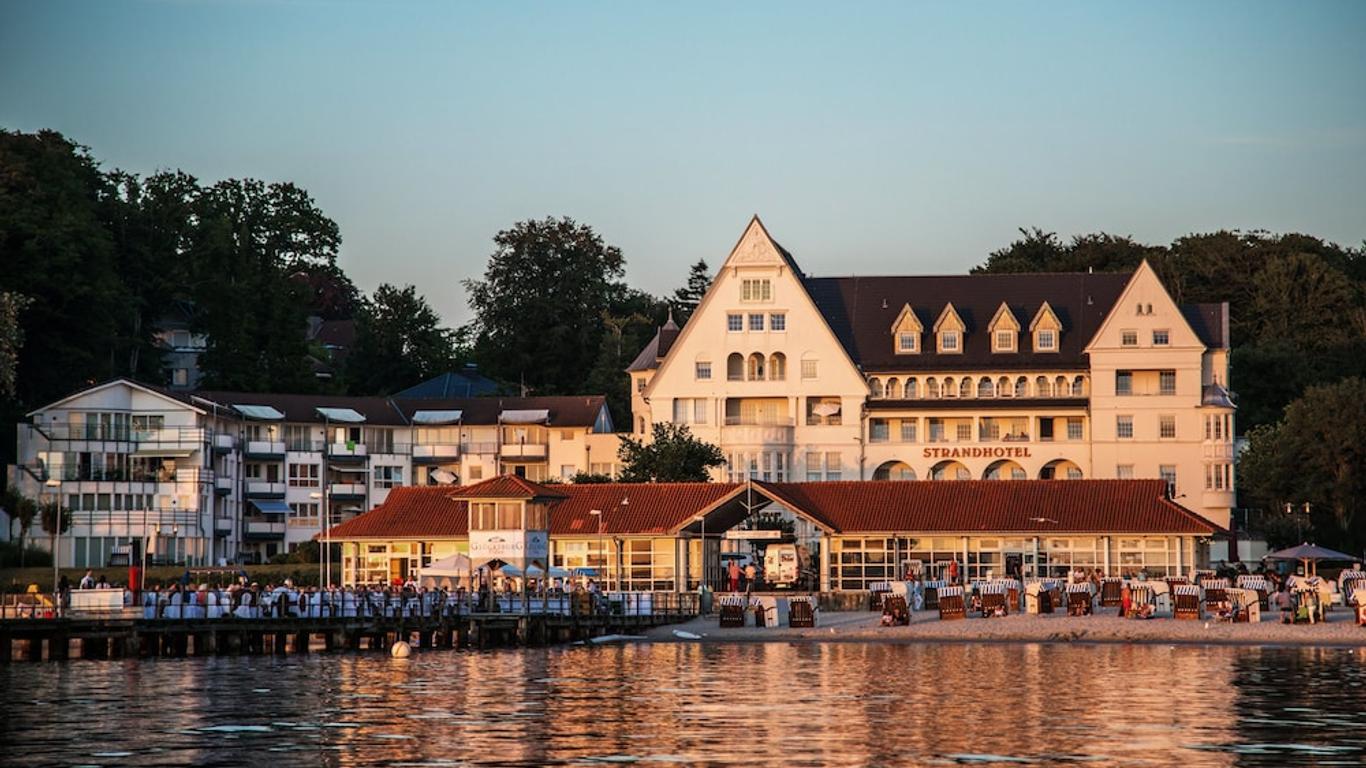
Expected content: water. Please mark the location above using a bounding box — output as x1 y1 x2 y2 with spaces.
3 642 1365 767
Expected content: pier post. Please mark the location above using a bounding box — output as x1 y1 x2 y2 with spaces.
293 632 310 654
26 638 43 661
49 634 69 661
0 631 11 664
274 632 288 655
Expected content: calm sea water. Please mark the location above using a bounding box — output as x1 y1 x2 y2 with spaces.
2 642 1364 767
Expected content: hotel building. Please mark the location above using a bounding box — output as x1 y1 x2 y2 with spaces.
629 217 1236 534
6 380 619 568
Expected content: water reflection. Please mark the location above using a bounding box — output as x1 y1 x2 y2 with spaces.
2 643 1363 767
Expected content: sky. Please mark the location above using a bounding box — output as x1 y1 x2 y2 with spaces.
2 1 1364 327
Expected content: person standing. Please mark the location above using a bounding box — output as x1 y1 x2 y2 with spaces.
79 570 95 589
948 559 959 586
728 559 741 592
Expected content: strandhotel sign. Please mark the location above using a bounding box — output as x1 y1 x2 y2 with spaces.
923 446 1032 459
470 529 549 565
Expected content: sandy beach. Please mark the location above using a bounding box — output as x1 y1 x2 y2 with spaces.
643 607 1366 647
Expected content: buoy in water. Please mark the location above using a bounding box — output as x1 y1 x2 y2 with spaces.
391 640 412 658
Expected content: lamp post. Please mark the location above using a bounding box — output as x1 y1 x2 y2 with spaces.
589 509 603 590
311 490 326 587
1285 501 1312 543
618 497 629 592
45 477 61 599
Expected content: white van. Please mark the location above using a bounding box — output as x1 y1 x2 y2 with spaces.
763 544 809 589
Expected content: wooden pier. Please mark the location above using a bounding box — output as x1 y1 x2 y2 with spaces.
0 609 694 662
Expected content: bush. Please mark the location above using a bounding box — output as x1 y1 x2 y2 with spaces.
0 540 52 568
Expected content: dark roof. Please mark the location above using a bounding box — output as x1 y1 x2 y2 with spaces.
626 323 680 373
803 272 1132 373
395 369 501 398
1180 303 1228 349
190 390 608 428
758 479 1220 535
310 319 355 349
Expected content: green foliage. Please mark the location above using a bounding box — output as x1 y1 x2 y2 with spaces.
616 422 725 483
38 499 71 536
670 259 710 322
269 539 320 564
347 283 463 395
0 541 51 569
0 291 32 397
1237 378 1366 552
742 511 795 535
569 471 615 484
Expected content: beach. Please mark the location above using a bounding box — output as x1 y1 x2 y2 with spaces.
644 607 1366 647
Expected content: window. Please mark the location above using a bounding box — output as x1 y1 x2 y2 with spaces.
897 332 918 353
825 452 842 481
1067 467 1083 480
978 378 995 398
1067 417 1084 441
288 463 320 488
637 377 647 392
870 419 889 443
926 378 940 398
366 428 394 454
885 379 901 399
727 314 743 332
746 353 765 380
1159 415 1176 439
171 368 189 387
770 313 786 331
1117 415 1134 439
694 399 708 424
672 398 708 424
1014 377 1027 398
1159 370 1176 396
1159 465 1177 496
956 423 972 442
806 453 822 482
741 279 772 302
1121 330 1138 347
1116 371 1133 396
749 313 765 331
960 378 973 398
801 359 818 380
940 330 960 352
1116 464 1135 479
994 330 1015 352
805 397 841 426
869 378 884 398
905 378 918 399
695 361 711 380
727 353 744 381
375 466 403 488
769 353 786 381
467 465 483 481
1036 329 1057 351
1153 329 1169 346
288 502 319 528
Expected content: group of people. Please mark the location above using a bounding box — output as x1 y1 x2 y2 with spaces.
726 559 761 592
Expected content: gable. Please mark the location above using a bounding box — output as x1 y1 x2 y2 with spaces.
28 378 203 417
1085 260 1205 352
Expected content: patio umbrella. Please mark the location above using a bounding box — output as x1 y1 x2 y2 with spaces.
1264 543 1358 577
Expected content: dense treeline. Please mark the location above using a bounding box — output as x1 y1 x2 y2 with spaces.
975 229 1366 551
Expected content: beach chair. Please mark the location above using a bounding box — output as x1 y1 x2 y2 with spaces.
923 581 943 610
869 581 892 611
719 604 745 628
1236 575 1272 610
1338 570 1364 607
1099 578 1123 607
1065 584 1093 616
789 598 817 628
882 594 910 626
1164 576 1188 590
1173 584 1202 620
938 586 966 621
1128 585 1156 618
1202 578 1230 612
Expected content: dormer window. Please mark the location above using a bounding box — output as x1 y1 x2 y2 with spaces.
987 302 1020 355
897 332 917 353
994 330 1015 352
1029 302 1062 354
1036 329 1057 351
933 303 965 354
941 330 959 352
890 303 923 356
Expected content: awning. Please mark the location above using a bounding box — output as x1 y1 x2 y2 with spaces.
249 499 292 515
412 410 462 425
133 448 195 458
500 409 550 424
315 407 366 423
232 404 284 421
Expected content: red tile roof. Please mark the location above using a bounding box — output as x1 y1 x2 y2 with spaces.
325 485 471 540
452 475 568 500
755 479 1219 535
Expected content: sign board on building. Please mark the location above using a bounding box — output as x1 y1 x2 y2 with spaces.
470 529 549 566
723 529 785 540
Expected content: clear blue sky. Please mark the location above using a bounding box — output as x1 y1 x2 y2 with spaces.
3 1 1364 326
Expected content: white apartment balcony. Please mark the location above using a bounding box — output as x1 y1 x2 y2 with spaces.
327 442 369 462
461 441 499 455
245 480 286 498
243 516 286 540
1202 443 1236 460
214 475 234 496
214 514 234 535
500 442 549 460
328 482 367 500
412 443 461 463
245 440 286 459
212 433 236 453
721 417 796 445
1202 489 1235 509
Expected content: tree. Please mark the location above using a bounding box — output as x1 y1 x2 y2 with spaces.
1238 378 1366 552
1 487 38 566
464 217 626 395
38 498 71 567
0 291 32 397
617 423 725 482
670 259 710 322
347 283 462 395
569 471 614 484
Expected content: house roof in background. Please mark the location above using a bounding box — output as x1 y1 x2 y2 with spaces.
395 369 501 398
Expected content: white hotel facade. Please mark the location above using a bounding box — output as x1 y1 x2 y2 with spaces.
6 383 618 568
630 218 1236 532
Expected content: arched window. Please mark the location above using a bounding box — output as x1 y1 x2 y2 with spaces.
769 352 786 381
978 377 994 398
727 353 744 381
926 378 940 399
1035 376 1051 397
904 378 918 399
1015 376 1028 398
998 376 1011 397
943 377 956 398
869 377 884 398
747 353 765 381
959 378 972 398
1072 375 1086 396
885 378 900 399
1055 375 1068 395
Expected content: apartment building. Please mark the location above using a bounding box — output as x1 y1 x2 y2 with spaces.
629 217 1236 531
6 380 619 567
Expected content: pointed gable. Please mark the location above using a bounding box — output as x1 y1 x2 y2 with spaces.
932 303 965 354
1029 301 1063 353
1085 260 1205 352
890 303 923 355
722 215 804 275
987 302 1020 353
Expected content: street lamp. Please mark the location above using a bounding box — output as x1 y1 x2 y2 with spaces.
589 509 603 590
311 490 326 587
618 497 629 592
45 477 60 600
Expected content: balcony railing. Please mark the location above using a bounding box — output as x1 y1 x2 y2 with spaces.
245 480 286 498
245 440 286 457
724 416 795 427
327 443 369 460
460 441 499 455
1202 443 1236 459
212 433 235 452
33 423 206 445
501 442 548 459
244 516 286 539
328 482 367 499
412 443 460 462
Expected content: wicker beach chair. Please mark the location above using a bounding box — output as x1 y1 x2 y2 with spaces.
980 582 1008 617
882 594 911 626
869 581 892 611
789 597 817 628
1065 583 1093 616
1173 584 1202 620
719 604 745 628
1099 578 1123 607
1202 578 1230 612
938 586 966 621
922 580 944 610
1338 570 1365 608
1236 575 1272 610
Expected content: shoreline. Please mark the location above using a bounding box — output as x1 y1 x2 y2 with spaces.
638 609 1366 649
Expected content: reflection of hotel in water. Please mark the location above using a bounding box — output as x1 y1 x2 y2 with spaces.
626 217 1237 545
326 474 1219 591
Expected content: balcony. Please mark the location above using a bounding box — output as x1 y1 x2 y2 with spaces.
243 515 286 540
214 475 234 496
500 442 548 460
722 417 796 445
328 482 367 501
326 442 369 463
1202 443 1236 460
245 440 286 460
212 433 235 453
461 441 499 455
412 443 461 463
214 515 234 535
245 480 286 498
